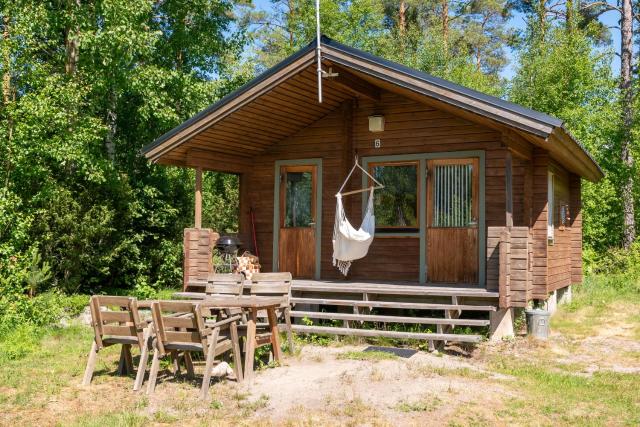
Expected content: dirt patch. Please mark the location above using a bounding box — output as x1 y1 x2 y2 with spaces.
243 345 514 425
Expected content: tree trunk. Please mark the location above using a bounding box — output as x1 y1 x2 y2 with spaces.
288 0 294 49
565 0 573 33
64 0 81 76
441 0 449 53
2 15 10 104
105 87 117 161
620 0 635 248
536 0 546 41
2 14 14 193
399 0 407 37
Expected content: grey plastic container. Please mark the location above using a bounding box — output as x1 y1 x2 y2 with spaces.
525 309 550 339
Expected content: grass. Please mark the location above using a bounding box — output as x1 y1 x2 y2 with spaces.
0 325 94 409
395 395 442 413
488 273 640 426
1 272 639 426
492 357 640 425
336 350 398 361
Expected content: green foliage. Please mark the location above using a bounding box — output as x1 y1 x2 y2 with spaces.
0 0 638 335
0 324 43 362
247 0 511 95
0 0 245 329
509 16 629 251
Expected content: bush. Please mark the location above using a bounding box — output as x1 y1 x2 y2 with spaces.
0 291 89 331
0 324 43 362
584 242 640 278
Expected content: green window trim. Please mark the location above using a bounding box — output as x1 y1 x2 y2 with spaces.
362 151 486 286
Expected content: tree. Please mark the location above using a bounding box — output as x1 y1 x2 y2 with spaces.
510 2 624 250
618 0 635 247
0 0 247 302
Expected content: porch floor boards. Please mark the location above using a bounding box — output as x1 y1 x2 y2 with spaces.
291 279 499 298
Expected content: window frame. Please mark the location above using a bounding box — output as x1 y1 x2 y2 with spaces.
367 160 421 233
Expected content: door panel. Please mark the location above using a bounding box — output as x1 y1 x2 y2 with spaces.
278 165 317 278
427 158 479 284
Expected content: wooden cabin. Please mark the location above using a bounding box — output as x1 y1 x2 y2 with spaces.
142 36 603 343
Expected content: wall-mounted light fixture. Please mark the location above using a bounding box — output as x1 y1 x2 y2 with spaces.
368 115 385 132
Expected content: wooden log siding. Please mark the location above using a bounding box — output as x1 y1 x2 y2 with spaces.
531 148 549 299
569 173 582 284
245 91 505 282
547 163 572 292
489 226 532 308
183 228 218 290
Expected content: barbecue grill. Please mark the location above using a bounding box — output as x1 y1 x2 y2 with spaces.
214 235 241 273
216 235 241 254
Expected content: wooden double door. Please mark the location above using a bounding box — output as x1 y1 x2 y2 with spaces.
426 158 479 284
278 164 317 278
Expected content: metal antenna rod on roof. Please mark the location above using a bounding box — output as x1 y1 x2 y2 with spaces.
315 0 322 103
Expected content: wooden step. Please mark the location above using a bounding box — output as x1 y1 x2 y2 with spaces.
290 311 490 326
291 325 484 343
292 280 499 298
291 297 496 311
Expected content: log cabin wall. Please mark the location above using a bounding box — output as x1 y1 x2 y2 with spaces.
547 161 573 292
531 148 549 299
569 174 582 284
243 90 507 283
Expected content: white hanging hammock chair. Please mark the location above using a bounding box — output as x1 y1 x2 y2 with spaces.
332 160 384 276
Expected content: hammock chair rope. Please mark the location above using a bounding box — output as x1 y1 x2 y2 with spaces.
332 159 383 276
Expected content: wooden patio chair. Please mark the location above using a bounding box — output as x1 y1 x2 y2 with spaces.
82 295 150 386
206 273 245 319
248 272 295 354
145 301 243 399
206 273 244 296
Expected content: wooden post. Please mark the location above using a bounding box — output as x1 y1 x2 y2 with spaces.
505 151 513 229
499 229 511 308
239 173 250 237
195 167 202 229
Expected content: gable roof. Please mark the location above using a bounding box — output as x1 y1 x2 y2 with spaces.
142 35 603 182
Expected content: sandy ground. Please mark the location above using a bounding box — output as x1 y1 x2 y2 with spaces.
241 344 515 425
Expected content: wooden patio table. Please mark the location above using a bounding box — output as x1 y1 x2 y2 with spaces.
141 295 284 381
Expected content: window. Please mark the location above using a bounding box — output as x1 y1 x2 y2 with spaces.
283 170 314 228
369 161 419 231
548 171 554 242
431 162 475 227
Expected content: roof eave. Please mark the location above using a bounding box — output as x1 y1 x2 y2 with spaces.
549 126 604 182
140 40 318 160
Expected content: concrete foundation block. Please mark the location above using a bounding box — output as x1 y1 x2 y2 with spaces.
489 308 514 341
557 285 572 305
545 290 558 315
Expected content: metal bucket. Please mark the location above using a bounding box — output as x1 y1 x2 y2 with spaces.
525 309 550 339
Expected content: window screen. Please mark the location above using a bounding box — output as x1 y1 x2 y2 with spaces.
431 163 474 227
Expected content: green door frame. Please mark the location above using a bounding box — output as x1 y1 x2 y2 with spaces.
272 158 323 279
361 150 486 286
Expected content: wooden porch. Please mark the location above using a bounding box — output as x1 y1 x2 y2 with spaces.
286 279 499 345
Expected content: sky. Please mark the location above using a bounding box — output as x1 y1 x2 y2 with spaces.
250 1 623 80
